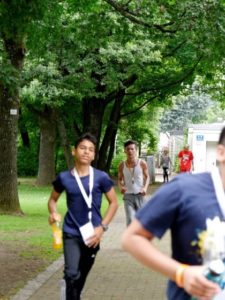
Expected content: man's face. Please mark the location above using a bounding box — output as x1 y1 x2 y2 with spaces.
124 144 137 159
73 139 95 164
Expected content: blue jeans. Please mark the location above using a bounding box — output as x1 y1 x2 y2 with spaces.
63 233 100 300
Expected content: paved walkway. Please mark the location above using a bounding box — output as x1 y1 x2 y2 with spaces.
12 176 172 300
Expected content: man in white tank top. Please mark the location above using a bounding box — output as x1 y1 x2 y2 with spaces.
118 140 150 226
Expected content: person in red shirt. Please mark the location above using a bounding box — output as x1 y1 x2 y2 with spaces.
178 144 194 173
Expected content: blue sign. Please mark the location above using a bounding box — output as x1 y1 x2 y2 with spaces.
196 135 204 141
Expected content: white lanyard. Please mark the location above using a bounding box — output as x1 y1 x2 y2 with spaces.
211 167 225 219
73 166 94 221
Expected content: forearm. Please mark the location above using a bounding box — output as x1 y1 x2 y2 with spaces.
102 188 119 225
118 179 124 191
47 190 61 224
48 198 57 214
143 175 150 190
102 201 118 225
122 232 179 281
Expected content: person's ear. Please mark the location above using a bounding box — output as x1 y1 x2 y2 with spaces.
71 147 75 157
216 145 225 162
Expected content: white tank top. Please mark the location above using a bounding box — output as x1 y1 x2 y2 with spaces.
123 159 144 194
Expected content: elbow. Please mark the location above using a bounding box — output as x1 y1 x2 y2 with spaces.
111 200 119 213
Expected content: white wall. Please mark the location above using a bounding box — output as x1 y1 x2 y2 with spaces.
188 126 222 173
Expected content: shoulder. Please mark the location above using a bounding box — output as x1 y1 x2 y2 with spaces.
151 172 210 202
93 168 114 189
139 159 148 168
93 168 111 180
56 170 71 180
118 161 125 170
175 172 211 189
52 170 71 192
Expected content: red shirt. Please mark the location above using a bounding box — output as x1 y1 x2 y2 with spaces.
178 149 193 172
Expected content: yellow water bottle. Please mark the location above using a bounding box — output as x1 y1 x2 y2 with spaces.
51 221 62 250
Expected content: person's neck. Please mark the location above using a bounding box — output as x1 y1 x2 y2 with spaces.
74 163 90 177
126 158 138 167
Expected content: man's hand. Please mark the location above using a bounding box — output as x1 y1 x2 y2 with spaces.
140 187 147 196
120 186 127 194
48 212 62 225
85 226 104 248
183 266 221 300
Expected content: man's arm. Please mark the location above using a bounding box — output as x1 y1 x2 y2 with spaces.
48 190 62 225
140 160 150 195
122 219 220 299
102 187 119 225
87 187 118 248
118 162 126 194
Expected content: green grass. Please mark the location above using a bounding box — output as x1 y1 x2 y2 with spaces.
0 180 123 263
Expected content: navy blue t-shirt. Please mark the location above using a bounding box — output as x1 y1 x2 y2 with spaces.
52 168 114 239
136 172 224 300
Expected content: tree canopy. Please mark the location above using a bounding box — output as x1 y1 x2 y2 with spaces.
0 0 225 213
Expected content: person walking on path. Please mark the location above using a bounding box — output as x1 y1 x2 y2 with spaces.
118 139 150 226
48 132 118 300
178 144 194 173
122 127 225 300
160 148 172 183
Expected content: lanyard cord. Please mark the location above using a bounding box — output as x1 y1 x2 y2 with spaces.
73 166 94 221
125 159 138 185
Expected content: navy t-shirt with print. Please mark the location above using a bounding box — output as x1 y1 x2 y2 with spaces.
136 172 224 300
52 168 114 239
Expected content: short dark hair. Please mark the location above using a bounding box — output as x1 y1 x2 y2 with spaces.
124 139 138 148
218 127 225 146
75 132 97 148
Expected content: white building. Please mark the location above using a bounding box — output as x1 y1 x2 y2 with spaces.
188 122 225 173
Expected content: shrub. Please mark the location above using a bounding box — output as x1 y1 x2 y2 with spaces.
110 152 125 177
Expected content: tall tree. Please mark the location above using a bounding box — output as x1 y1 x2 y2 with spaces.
0 1 57 213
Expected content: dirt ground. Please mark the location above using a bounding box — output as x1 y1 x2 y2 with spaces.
0 241 48 300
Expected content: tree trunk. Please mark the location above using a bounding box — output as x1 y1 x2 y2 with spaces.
57 117 74 169
0 38 25 214
82 97 106 143
98 92 124 170
0 83 21 214
105 129 117 174
36 107 57 186
82 97 106 166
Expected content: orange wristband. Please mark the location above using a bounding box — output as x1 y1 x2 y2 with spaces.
175 264 189 288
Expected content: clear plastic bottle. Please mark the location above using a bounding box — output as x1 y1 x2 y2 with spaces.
204 259 225 289
192 259 225 300
51 221 62 250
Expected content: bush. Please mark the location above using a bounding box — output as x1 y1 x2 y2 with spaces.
55 148 68 173
17 144 39 176
110 152 125 177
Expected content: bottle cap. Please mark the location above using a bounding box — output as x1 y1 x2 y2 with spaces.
209 259 225 276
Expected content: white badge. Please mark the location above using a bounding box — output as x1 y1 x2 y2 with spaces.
79 222 95 244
